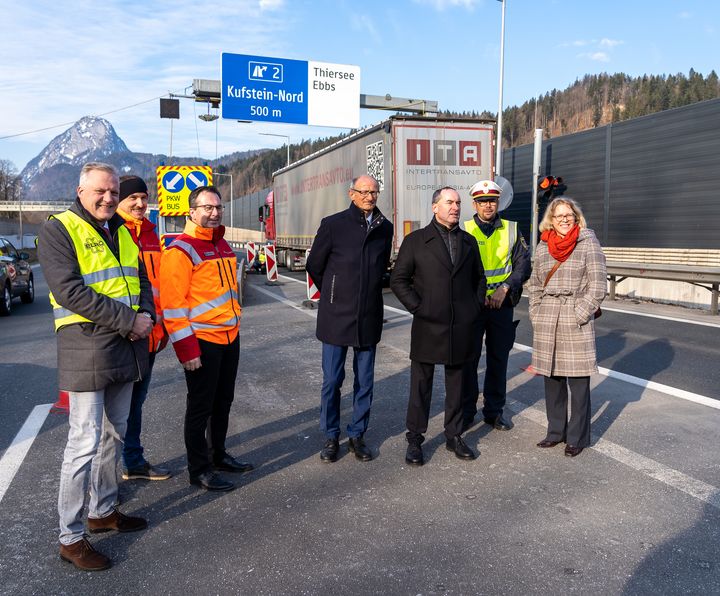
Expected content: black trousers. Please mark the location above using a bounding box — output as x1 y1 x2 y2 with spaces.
406 360 465 443
543 375 591 448
462 305 517 423
184 337 239 477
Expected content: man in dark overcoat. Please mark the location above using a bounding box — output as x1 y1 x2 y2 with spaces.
306 175 393 463
390 186 486 466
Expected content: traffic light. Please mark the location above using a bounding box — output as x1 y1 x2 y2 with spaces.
538 175 567 199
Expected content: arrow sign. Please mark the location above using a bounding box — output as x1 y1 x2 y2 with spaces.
162 172 184 192
186 171 209 190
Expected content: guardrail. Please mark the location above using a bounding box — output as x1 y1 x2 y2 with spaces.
606 262 720 315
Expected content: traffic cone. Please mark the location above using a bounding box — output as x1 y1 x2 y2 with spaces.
51 390 69 414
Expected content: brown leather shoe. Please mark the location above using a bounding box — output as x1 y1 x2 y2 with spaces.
88 508 147 534
59 538 111 571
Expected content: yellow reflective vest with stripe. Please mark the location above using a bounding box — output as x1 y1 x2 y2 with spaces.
464 217 516 296
48 210 141 331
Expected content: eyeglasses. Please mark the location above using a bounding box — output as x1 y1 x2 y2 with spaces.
552 213 575 222
193 204 224 214
351 189 379 198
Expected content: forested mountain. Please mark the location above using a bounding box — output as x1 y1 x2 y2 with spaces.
6 70 718 205
222 69 720 199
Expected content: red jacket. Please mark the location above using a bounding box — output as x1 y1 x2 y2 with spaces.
118 210 168 353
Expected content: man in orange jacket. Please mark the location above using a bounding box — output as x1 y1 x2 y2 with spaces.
117 176 171 481
160 185 252 492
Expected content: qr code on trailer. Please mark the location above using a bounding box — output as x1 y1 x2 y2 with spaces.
366 141 384 191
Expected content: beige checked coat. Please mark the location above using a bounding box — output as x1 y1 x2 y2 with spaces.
528 228 606 377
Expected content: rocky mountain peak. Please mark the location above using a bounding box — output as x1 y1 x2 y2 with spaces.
20 117 129 188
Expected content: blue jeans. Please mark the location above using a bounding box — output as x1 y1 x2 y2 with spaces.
122 352 156 470
320 343 376 440
58 382 133 545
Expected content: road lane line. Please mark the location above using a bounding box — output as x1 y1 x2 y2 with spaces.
506 397 720 511
263 279 720 409
0 404 52 505
251 283 317 317
255 279 720 510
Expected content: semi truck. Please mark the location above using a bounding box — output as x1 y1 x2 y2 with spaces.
260 115 495 270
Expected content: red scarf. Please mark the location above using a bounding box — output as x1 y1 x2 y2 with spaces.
541 225 580 262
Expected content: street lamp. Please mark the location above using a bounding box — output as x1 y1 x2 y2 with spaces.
495 0 506 177
259 133 291 167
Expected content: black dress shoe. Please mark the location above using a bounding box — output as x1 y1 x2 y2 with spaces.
484 414 514 431
320 438 339 463
347 436 372 461
213 454 254 473
564 445 584 457
189 472 235 491
536 439 562 448
405 442 424 466
446 435 477 460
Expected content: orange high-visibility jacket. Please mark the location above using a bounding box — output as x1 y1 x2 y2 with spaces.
159 220 241 363
118 210 167 352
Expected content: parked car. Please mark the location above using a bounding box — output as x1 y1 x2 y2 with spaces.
0 236 34 316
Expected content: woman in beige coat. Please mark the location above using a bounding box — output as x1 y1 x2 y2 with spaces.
527 197 606 457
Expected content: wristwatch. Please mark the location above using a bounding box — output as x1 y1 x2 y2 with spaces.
500 283 510 291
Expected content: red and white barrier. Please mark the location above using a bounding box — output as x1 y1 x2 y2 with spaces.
246 242 257 266
305 249 320 301
265 244 278 282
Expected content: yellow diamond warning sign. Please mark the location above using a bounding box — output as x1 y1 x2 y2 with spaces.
157 166 213 216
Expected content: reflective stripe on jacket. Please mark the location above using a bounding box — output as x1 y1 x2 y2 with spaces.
49 210 140 330
159 219 241 363
464 218 516 295
118 210 167 352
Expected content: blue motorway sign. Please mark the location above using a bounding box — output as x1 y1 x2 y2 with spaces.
221 53 361 128
222 53 308 124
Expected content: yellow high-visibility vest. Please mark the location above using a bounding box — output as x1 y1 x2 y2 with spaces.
464 217 516 296
49 210 141 331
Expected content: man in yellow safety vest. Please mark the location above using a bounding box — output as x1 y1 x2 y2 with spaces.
39 162 155 572
462 179 531 432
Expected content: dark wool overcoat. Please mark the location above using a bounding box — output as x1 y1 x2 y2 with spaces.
390 220 486 366
306 202 393 348
527 228 606 377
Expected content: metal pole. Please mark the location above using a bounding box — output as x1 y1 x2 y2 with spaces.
169 119 174 163
286 143 290 168
530 128 543 257
495 0 506 177
230 174 234 228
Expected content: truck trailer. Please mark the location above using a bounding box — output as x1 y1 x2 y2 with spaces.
261 115 495 270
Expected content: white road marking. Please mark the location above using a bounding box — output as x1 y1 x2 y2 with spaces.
506 395 720 511
273 275 720 410
0 403 52 505
254 278 720 511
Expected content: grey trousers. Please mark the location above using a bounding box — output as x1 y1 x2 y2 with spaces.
542 375 591 448
58 382 133 545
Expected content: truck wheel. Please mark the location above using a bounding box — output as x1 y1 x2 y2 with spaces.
21 275 34 304
0 284 11 316
285 251 294 271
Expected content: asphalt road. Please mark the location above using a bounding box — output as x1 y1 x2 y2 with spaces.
0 267 718 595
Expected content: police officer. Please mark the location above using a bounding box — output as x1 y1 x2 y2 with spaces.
462 179 531 431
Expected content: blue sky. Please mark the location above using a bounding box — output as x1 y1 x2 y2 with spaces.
1 0 718 172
